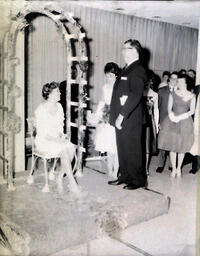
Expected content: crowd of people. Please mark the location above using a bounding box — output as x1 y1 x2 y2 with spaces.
32 38 199 195
88 40 199 190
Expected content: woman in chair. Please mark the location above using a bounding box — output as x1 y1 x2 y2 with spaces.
34 82 80 194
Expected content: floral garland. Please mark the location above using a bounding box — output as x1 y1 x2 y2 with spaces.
7 112 22 134
95 204 127 238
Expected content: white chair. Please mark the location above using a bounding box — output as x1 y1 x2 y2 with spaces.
26 118 59 192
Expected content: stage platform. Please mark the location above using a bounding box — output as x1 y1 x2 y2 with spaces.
0 164 170 256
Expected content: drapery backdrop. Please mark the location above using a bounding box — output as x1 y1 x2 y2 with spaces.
27 3 198 114
27 15 67 116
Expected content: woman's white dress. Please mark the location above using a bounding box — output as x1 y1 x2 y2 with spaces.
94 84 117 154
34 102 75 156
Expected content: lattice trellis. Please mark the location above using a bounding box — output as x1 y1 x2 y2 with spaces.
0 4 89 190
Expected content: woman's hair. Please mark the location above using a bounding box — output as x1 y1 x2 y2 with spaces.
104 62 121 76
170 71 178 78
178 73 195 91
178 69 186 75
188 69 196 76
42 81 59 100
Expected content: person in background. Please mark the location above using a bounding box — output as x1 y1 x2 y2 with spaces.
143 73 159 175
187 69 196 80
34 82 81 194
189 93 200 174
179 69 187 76
87 62 121 178
186 69 196 92
158 71 170 89
188 81 200 174
156 71 178 173
109 39 147 190
158 74 196 177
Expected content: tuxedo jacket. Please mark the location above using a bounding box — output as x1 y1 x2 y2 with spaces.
109 60 147 128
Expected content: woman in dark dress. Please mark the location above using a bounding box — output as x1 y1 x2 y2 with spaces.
158 74 196 177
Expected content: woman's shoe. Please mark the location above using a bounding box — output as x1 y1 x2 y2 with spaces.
68 182 81 194
171 169 177 178
42 184 50 193
75 170 83 178
27 175 34 184
176 168 182 177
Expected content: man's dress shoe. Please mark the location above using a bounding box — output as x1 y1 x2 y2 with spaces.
156 167 164 173
108 179 124 185
123 183 145 190
189 169 198 174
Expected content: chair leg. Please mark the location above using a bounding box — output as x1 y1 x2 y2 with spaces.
27 155 37 184
49 158 57 181
42 159 50 192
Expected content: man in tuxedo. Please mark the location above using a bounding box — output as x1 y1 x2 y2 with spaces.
108 39 147 190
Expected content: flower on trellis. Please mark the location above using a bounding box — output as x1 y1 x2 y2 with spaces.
79 61 88 73
8 85 22 98
6 112 22 134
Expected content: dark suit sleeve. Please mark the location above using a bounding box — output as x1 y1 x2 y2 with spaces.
120 72 145 118
158 90 162 109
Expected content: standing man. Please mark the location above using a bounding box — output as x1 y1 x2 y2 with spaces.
108 39 147 190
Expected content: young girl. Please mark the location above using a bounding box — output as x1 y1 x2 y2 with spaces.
88 62 121 178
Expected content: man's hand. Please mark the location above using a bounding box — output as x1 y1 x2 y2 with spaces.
115 114 124 130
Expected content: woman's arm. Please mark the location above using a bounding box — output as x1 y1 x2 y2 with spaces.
168 94 175 122
176 96 196 121
169 94 196 123
153 94 159 133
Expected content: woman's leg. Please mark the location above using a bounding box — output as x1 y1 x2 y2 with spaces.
146 153 150 176
112 153 119 179
176 153 185 177
107 153 119 178
169 151 177 177
57 147 80 193
107 153 114 177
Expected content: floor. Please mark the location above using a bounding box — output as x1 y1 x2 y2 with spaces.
52 156 198 256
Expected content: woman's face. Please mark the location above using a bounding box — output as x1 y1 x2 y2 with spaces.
48 87 61 102
177 78 187 91
105 72 116 84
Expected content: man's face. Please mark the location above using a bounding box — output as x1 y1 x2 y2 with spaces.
169 74 178 87
163 75 169 82
122 42 137 64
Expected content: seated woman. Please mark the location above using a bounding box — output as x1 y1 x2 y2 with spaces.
87 62 121 178
158 74 196 177
34 82 80 194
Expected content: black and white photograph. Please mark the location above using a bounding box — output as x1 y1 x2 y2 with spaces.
0 0 199 255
